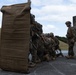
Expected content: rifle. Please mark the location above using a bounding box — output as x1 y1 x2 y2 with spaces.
30 40 37 50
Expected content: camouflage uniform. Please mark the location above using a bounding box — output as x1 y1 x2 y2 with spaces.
30 14 38 63
30 14 43 63
65 21 75 58
44 34 56 60
37 34 47 61
49 38 56 59
44 37 52 61
53 36 64 57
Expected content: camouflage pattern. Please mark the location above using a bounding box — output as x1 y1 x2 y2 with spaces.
49 33 63 57
53 37 64 57
43 34 56 60
30 14 43 63
65 21 75 57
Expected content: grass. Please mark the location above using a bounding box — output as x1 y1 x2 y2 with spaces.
59 40 68 50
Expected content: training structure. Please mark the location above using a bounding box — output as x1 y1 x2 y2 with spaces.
73 16 76 26
0 2 31 72
73 16 76 56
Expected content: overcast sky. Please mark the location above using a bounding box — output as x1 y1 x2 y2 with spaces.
0 0 76 36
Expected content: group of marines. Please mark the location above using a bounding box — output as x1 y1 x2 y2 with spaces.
29 14 67 67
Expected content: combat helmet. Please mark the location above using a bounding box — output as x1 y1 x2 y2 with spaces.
49 32 54 37
65 21 71 24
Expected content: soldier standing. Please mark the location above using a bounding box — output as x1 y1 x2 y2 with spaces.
65 21 75 59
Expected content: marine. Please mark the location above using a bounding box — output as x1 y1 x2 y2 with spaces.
65 21 75 59
49 33 64 58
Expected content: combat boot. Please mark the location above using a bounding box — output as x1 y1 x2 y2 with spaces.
35 59 41 63
65 56 70 59
69 55 75 59
65 55 74 59
28 62 36 68
44 54 50 62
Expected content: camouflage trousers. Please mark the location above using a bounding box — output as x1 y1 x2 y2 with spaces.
68 39 75 56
